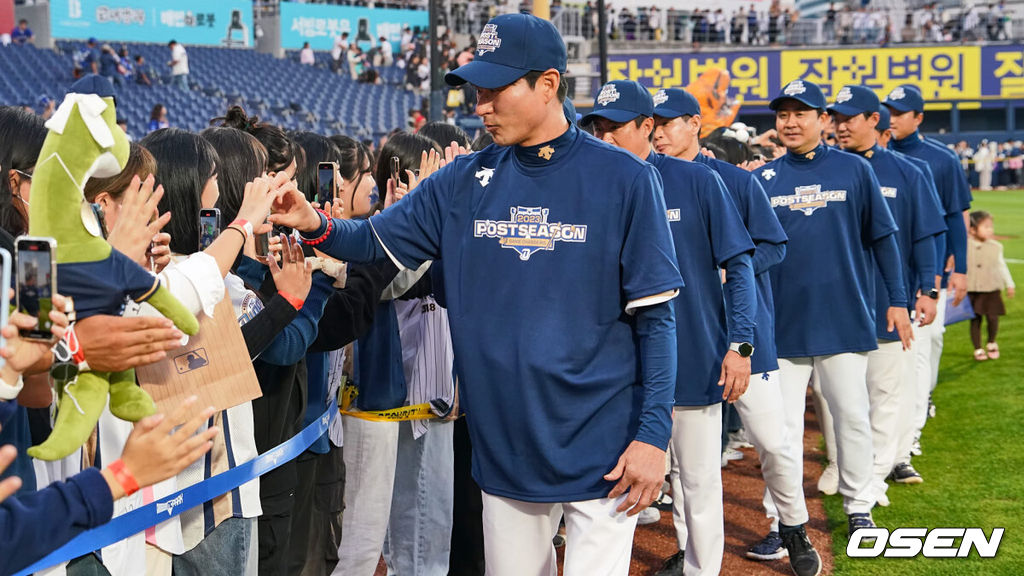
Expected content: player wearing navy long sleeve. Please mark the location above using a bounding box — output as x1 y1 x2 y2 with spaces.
754 79 905 544
828 86 947 512
883 84 972 476
651 87 821 576
269 16 682 576
585 80 756 576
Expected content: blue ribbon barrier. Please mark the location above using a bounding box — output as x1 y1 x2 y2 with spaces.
14 400 337 576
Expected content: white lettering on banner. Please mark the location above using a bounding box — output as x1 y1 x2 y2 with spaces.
155 494 184 517
70 0 83 19
160 10 186 28
96 7 146 26
474 206 588 261
771 184 848 215
847 528 1004 558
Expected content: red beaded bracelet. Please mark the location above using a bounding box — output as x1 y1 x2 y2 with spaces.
301 209 333 246
278 290 305 310
107 459 140 496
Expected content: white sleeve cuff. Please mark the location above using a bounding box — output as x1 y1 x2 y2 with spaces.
0 373 24 400
625 289 679 314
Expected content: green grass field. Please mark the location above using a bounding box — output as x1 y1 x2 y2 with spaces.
825 189 1024 574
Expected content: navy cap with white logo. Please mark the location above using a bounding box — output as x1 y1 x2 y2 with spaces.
882 85 925 114
445 14 567 89
769 79 827 111
582 80 654 124
876 105 891 133
828 85 880 117
652 88 701 119
69 74 116 99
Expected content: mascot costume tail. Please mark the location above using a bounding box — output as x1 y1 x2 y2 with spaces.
26 75 200 460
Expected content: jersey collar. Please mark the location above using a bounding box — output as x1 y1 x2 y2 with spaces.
786 143 827 164
891 130 923 152
513 123 577 168
850 144 885 159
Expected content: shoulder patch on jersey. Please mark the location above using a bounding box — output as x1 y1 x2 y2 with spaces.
761 168 776 181
771 184 848 215
475 167 495 187
597 84 621 106
473 206 588 261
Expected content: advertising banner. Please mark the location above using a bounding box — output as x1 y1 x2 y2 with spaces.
50 0 253 46
279 3 428 51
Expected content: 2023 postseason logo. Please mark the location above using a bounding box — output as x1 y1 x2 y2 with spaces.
848 527 1004 558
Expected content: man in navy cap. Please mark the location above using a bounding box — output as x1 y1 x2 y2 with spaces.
825 85 946 509
585 79 764 576
269 14 683 575
652 88 822 572
753 79 908 541
883 84 971 481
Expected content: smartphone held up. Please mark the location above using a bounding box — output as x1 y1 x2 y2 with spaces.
15 236 57 341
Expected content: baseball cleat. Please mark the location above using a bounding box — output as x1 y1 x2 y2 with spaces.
817 461 839 495
654 550 685 576
890 462 923 484
638 506 661 525
780 524 822 576
746 531 788 561
848 513 877 539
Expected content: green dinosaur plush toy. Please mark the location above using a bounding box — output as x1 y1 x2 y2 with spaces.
26 76 200 461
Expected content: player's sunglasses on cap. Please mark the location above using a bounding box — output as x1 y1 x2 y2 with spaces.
769 79 827 112
582 80 654 124
882 84 924 114
652 88 701 119
444 14 567 90
827 85 880 117
875 105 891 132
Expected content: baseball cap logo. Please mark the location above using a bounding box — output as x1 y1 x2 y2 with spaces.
597 84 621 106
888 87 906 100
784 80 806 96
836 87 853 103
653 90 669 106
477 24 502 56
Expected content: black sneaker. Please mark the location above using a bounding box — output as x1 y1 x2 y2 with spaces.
779 524 822 576
848 513 876 539
746 531 788 561
653 550 685 576
890 462 924 484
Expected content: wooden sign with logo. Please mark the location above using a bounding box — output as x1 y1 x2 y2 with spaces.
137 293 261 413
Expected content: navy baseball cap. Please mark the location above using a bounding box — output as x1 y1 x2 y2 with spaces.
883 85 924 113
69 74 115 98
653 88 701 118
828 85 880 117
582 80 654 124
769 79 827 111
876 106 891 132
87 37 97 44
445 14 567 89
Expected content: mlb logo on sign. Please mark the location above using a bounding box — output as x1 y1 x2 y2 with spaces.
598 84 621 106
174 348 210 374
653 90 669 106
477 24 502 56
784 80 807 96
836 87 853 103
888 87 906 101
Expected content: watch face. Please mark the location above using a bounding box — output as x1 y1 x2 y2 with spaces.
739 342 754 357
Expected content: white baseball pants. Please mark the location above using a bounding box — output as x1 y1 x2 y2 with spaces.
734 371 809 531
899 289 947 463
767 354 874 516
668 404 723 576
480 492 638 576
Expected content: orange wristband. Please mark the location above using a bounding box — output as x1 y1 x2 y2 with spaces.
278 290 305 310
107 459 140 496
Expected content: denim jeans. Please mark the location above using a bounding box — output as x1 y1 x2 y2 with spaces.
384 420 454 576
172 73 189 90
173 516 254 576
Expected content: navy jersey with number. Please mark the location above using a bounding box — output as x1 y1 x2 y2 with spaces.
694 152 787 374
755 144 898 357
369 125 683 502
647 152 754 405
856 145 946 340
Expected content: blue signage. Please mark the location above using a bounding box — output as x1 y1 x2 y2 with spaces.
279 3 428 51
51 0 254 47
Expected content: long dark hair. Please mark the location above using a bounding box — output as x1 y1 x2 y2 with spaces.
0 106 47 237
417 121 471 149
200 126 268 225
289 131 342 203
329 135 373 212
213 106 297 175
374 131 440 190
140 128 219 255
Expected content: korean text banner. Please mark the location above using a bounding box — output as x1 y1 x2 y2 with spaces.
51 0 254 47
279 3 428 51
601 45 1024 104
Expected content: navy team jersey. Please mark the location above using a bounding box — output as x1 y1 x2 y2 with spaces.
368 125 683 502
647 152 754 406
694 152 788 374
855 145 946 340
755 144 898 357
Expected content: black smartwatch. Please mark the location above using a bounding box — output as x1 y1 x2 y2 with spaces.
926 289 940 300
730 342 755 358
